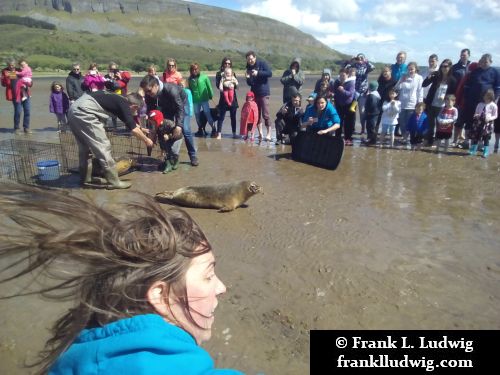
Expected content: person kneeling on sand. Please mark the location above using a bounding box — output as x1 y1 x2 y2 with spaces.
275 93 304 144
68 91 153 189
147 110 184 174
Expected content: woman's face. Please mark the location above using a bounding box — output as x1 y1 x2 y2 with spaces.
172 251 226 344
408 65 416 76
317 98 327 111
168 62 176 71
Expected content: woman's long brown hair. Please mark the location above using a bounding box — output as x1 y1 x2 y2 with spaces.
0 183 211 374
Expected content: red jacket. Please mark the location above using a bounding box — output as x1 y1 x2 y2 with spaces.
239 99 259 135
1 67 32 101
115 70 131 95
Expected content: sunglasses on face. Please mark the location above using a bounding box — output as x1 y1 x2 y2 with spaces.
224 61 231 65
168 64 175 67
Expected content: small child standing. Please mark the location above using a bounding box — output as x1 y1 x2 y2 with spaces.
407 102 429 151
16 59 32 102
219 67 238 107
435 94 458 153
380 89 401 147
240 91 259 140
49 81 70 131
364 80 381 145
147 110 183 173
494 96 500 153
470 89 498 157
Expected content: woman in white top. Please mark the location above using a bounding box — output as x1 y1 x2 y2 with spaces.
396 62 423 143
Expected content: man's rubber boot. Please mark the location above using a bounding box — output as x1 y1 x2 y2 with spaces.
79 158 93 186
104 167 132 189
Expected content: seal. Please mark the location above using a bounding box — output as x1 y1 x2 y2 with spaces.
155 181 262 212
92 157 136 177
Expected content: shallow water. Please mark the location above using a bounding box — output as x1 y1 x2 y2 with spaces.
1 76 499 375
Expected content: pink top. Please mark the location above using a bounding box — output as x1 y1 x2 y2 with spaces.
162 70 183 85
17 65 32 79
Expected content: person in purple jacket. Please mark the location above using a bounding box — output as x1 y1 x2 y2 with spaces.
49 81 70 131
332 68 356 144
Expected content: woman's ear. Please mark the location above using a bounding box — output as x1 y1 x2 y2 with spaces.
146 280 171 316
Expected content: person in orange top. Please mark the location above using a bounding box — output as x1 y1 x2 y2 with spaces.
240 91 259 140
162 58 183 85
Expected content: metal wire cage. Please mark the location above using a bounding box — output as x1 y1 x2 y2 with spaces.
0 139 70 186
58 127 155 172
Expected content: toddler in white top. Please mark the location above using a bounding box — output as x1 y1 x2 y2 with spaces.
380 88 401 147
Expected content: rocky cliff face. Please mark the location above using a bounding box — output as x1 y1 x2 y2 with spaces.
2 0 328 48
1 0 345 67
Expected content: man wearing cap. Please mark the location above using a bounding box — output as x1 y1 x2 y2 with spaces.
345 53 375 135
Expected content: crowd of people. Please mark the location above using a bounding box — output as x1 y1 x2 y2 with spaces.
2 49 500 189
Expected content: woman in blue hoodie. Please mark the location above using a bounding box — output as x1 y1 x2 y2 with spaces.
0 183 242 375
301 95 341 135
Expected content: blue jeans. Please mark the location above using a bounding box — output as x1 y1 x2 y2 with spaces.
193 101 214 129
13 97 31 130
182 114 197 159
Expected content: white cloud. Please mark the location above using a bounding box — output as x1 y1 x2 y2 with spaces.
290 0 361 22
371 1 461 26
242 0 339 35
472 0 500 19
319 32 396 46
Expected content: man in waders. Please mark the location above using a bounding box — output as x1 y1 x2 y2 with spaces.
68 91 153 189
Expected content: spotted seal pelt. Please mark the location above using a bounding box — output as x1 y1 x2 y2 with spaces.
155 181 262 212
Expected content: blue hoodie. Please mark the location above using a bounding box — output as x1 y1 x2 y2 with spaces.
302 101 340 131
49 314 243 375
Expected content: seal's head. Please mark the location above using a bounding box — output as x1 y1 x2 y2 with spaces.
247 181 262 194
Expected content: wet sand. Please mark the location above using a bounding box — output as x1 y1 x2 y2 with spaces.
1 76 500 375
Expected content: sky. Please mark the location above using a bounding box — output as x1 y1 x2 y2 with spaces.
187 0 500 66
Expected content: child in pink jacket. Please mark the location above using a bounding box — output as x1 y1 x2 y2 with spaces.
16 59 32 102
240 91 259 140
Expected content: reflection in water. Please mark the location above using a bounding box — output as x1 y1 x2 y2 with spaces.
0 77 499 375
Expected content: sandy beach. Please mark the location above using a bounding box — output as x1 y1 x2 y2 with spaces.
0 75 499 375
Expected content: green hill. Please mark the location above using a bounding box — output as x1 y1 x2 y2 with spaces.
0 0 348 73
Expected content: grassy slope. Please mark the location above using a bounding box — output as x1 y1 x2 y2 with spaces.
1 8 347 72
